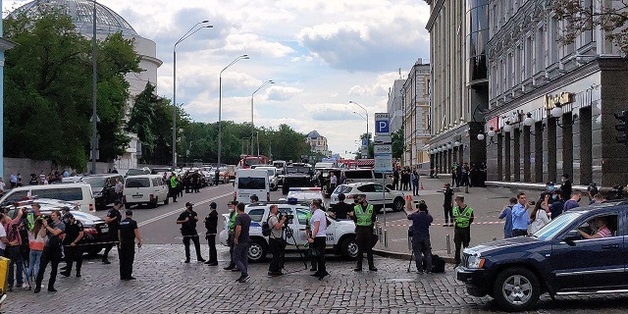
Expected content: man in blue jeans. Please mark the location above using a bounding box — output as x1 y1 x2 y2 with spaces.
233 203 251 283
511 192 530 237
407 202 433 274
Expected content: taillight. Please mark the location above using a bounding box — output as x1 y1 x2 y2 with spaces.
346 194 355 199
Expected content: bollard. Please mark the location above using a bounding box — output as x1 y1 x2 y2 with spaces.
446 234 451 255
384 229 388 248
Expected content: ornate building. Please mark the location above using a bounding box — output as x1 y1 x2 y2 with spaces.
305 130 329 156
401 59 431 172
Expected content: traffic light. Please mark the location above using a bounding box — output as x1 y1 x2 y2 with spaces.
615 111 628 145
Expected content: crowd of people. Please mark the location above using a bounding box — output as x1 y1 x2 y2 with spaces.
393 166 422 196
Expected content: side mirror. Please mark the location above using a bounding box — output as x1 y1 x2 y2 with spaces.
562 229 581 246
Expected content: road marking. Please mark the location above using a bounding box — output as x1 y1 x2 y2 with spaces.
138 191 233 227
383 221 504 228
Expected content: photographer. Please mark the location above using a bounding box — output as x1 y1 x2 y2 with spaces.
268 204 287 277
407 202 433 274
2 208 24 291
176 202 205 263
34 210 65 293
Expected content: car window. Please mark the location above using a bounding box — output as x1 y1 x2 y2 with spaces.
152 178 161 186
334 185 352 194
575 214 619 239
374 184 384 192
238 177 266 189
126 178 150 188
82 177 106 188
35 188 83 202
357 184 375 193
4 190 29 203
296 208 309 225
248 208 265 222
534 211 583 240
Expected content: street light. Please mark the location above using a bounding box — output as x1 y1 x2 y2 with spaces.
251 79 274 155
218 54 249 167
172 20 212 168
349 100 369 145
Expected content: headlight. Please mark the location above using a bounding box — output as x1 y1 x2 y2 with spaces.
467 255 485 269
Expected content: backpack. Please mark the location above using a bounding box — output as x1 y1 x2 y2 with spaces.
261 216 272 236
422 254 446 273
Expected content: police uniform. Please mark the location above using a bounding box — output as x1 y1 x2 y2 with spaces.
178 206 204 263
61 218 84 277
453 204 474 265
118 215 139 280
352 203 377 271
102 206 122 264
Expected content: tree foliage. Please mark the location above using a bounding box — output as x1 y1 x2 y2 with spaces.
391 126 404 159
3 9 140 170
553 0 628 55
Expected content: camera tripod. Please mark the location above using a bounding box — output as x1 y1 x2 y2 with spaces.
279 224 309 274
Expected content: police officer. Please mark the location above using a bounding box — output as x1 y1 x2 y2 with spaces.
224 201 239 270
204 202 219 266
60 213 84 278
118 209 141 280
176 202 205 263
169 172 179 202
349 194 377 272
452 195 474 266
102 201 122 264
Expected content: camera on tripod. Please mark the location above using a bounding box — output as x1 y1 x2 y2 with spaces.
608 184 626 200
279 213 294 224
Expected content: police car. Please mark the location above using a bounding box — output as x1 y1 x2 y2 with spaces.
219 199 358 262
284 187 324 203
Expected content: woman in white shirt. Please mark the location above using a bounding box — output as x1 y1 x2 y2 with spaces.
528 195 551 235
307 199 328 280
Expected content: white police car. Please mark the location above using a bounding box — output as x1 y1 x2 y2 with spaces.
219 199 358 262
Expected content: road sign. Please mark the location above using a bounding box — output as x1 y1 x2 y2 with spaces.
374 153 392 173
374 113 390 135
374 144 392 154
373 134 392 144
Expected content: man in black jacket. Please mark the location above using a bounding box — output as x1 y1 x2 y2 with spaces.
204 202 218 266
176 202 205 263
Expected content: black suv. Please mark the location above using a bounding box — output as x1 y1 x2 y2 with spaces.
81 174 124 211
456 201 628 311
281 163 315 195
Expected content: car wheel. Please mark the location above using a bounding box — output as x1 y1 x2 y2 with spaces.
151 198 158 209
247 238 268 263
393 197 405 212
492 267 541 312
340 236 358 259
164 197 169 205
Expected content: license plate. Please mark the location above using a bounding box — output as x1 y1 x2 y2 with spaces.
132 194 143 198
101 226 109 233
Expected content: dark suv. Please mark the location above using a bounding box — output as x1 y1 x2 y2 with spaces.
456 201 628 312
81 174 124 211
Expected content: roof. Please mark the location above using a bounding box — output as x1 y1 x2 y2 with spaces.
307 130 321 138
10 0 139 37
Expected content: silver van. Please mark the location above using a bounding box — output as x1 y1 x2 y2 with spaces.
0 183 96 212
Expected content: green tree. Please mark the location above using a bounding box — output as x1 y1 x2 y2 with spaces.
4 9 140 169
391 127 404 159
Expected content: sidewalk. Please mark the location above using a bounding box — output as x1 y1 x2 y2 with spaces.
373 177 551 263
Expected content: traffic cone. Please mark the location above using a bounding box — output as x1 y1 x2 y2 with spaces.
420 183 424 190
405 195 412 210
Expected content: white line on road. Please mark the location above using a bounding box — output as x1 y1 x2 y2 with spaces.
138 191 233 227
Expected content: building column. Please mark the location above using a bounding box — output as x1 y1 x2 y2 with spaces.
561 113 574 179
497 134 503 181
534 121 544 183
579 107 593 184
523 126 531 182
513 128 521 182
546 118 557 183
504 133 511 181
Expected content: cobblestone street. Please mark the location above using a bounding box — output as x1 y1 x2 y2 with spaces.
4 245 628 313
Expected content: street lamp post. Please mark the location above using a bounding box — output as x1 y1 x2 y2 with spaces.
349 100 369 148
251 80 274 155
172 20 212 168
218 55 249 167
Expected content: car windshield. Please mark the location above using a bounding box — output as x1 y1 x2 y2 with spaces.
286 166 310 174
126 169 147 176
125 178 150 188
81 177 106 188
533 211 584 240
334 185 352 194
287 191 321 201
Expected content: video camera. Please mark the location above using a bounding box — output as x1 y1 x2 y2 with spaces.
608 184 626 200
279 213 294 224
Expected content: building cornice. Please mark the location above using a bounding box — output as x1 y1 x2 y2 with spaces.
425 0 445 32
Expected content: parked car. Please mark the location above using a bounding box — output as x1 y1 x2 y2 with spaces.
218 200 357 262
80 174 124 211
252 166 279 191
456 201 628 312
329 182 405 213
0 183 96 212
285 187 325 204
124 167 151 177
122 175 169 209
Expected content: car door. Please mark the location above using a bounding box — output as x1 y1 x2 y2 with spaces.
549 212 625 292
357 184 379 204
280 207 307 248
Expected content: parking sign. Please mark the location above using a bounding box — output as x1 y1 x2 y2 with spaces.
374 113 390 135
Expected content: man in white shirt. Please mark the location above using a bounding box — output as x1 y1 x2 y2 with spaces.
307 199 329 280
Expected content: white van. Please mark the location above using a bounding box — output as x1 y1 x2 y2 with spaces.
251 166 279 191
234 169 270 204
123 175 169 209
0 183 95 212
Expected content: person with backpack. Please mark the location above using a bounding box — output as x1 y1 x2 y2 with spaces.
3 208 24 291
407 202 433 274
266 204 287 277
498 197 517 238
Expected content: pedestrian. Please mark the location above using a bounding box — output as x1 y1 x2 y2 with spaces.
26 219 46 290
223 201 239 270
528 195 551 235
407 201 433 274
592 193 606 204
549 191 564 219
338 172 346 185
559 174 572 202
442 183 454 227
511 192 530 237
60 214 84 278
304 202 317 272
329 171 337 193
461 163 470 193
451 165 457 187
307 199 329 280
169 172 179 203
176 202 205 263
393 167 400 190
268 204 287 277
563 191 582 212
411 169 419 196
329 193 351 219
214 169 220 186
348 194 377 272
203 202 219 266
114 178 124 201
3 208 24 291
452 195 474 266
9 173 17 189
102 201 123 264
498 197 517 238
33 210 65 293
233 202 251 283
118 209 141 280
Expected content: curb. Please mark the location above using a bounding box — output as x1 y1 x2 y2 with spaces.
373 248 457 264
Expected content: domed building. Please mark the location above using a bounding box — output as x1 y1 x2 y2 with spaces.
10 0 163 170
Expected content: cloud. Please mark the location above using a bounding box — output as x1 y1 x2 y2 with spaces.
266 86 302 101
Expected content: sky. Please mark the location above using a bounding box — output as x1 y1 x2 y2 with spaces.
4 0 431 158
